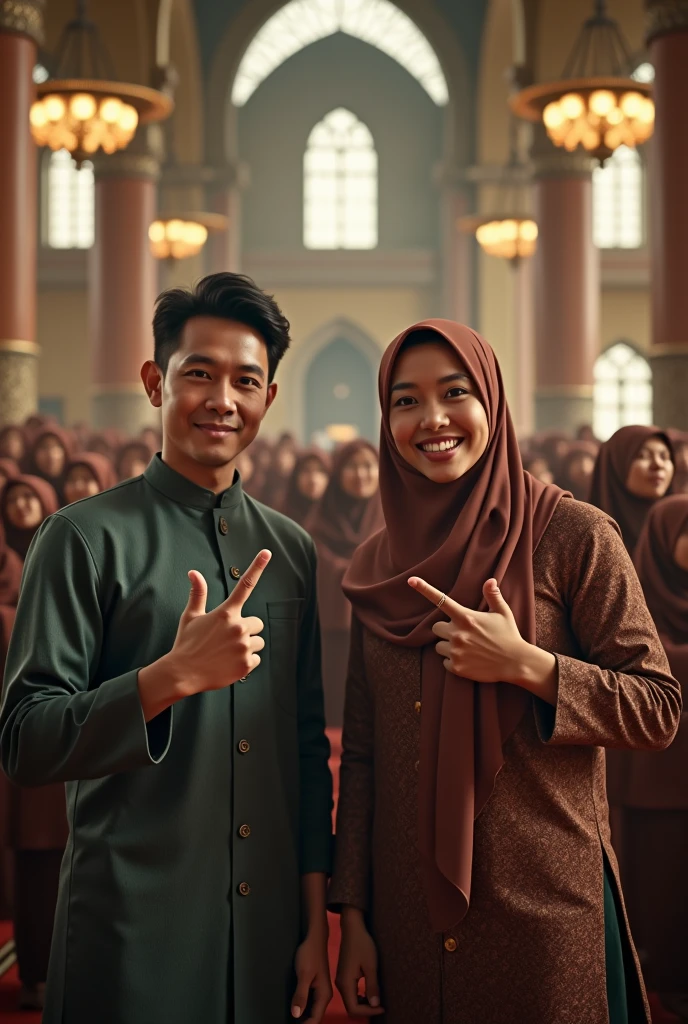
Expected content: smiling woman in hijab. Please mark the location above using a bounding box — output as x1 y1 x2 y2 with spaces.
281 448 331 527
609 496 688 1020
588 425 675 554
328 322 680 1024
306 440 384 727
1 475 60 559
63 452 118 505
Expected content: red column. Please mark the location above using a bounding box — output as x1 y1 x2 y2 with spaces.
513 257 535 438
0 2 43 424
532 142 599 432
646 0 688 427
90 151 160 431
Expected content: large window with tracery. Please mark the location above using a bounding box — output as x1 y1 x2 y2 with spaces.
303 108 378 250
593 341 653 441
45 148 95 249
232 0 448 107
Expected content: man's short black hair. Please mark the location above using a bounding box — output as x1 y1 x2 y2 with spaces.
153 273 291 382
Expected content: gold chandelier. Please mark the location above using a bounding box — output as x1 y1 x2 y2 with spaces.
149 213 229 261
30 0 172 166
459 121 537 266
509 0 653 164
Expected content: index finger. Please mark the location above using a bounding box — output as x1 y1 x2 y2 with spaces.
225 549 272 610
408 576 463 617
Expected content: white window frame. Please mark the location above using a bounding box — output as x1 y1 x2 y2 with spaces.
593 341 653 441
43 148 95 250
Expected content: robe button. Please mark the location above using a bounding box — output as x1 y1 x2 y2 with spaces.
219 517 229 535
238 882 251 896
238 824 251 839
238 739 250 754
444 937 457 953
414 701 421 714
230 566 241 579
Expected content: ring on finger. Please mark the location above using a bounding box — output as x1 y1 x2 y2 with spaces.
437 593 447 610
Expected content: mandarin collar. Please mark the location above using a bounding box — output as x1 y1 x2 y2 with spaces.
143 453 244 510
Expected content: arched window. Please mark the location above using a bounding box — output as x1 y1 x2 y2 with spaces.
593 145 643 249
232 0 448 107
593 341 652 441
45 149 95 249
303 108 377 250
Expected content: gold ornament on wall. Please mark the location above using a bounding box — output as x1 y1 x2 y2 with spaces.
510 0 654 165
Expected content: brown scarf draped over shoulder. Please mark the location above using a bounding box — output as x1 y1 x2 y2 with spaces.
588 424 673 554
342 319 567 933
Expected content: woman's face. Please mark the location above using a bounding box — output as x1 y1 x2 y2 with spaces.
235 450 254 484
0 429 24 461
276 444 297 477
625 437 674 499
389 341 490 484
119 452 148 480
528 458 554 486
64 465 101 505
35 434 66 479
674 530 688 571
297 457 329 501
5 484 43 530
567 453 596 488
340 448 379 499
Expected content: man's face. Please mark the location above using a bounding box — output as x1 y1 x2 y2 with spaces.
143 316 277 473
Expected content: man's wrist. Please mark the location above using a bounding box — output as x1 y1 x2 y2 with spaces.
137 653 194 722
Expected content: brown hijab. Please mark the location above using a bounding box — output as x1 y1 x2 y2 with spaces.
634 495 688 644
281 448 332 527
343 320 568 933
66 452 118 492
588 425 673 554
307 440 384 560
0 521 23 606
558 440 599 501
0 457 20 482
1 475 60 560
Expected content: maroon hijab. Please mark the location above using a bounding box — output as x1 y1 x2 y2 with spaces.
306 440 384 559
281 448 332 527
588 425 673 554
558 440 599 501
66 452 118 493
634 495 688 644
23 426 74 492
343 320 568 933
0 521 23 606
0 457 20 482
1 475 60 560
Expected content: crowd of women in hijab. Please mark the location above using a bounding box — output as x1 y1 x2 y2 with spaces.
0 330 687 1023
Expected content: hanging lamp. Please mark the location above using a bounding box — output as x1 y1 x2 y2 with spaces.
509 0 653 165
149 213 229 262
30 0 172 166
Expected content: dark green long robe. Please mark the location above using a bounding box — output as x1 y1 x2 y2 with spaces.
0 455 333 1024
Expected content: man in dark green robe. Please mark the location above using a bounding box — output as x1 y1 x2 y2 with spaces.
0 274 333 1023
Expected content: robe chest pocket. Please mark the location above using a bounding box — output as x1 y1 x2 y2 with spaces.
267 599 303 717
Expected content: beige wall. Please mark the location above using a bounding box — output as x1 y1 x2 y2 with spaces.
601 289 651 354
37 289 90 424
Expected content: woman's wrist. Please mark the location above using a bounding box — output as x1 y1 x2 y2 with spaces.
510 642 558 706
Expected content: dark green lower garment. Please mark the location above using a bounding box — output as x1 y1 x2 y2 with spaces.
604 856 629 1024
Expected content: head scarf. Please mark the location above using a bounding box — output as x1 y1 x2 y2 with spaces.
588 425 673 554
0 520 23 606
0 425 26 462
66 452 118 493
1 475 59 560
558 440 599 501
115 441 153 481
307 440 384 559
0 457 20 482
634 495 688 644
281 448 332 527
243 438 273 502
24 426 74 494
343 319 568 933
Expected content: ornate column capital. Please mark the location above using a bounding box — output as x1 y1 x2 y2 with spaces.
0 0 45 45
646 0 688 44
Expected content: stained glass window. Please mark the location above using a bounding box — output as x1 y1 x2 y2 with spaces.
46 149 95 249
304 108 377 250
593 342 652 441
232 0 448 106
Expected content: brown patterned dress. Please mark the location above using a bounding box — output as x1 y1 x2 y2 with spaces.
329 499 681 1024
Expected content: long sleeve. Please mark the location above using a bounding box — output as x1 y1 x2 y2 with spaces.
297 541 334 874
328 615 375 911
0 515 171 787
536 514 681 750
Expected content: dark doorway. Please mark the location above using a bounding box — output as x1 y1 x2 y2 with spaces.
305 336 377 443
